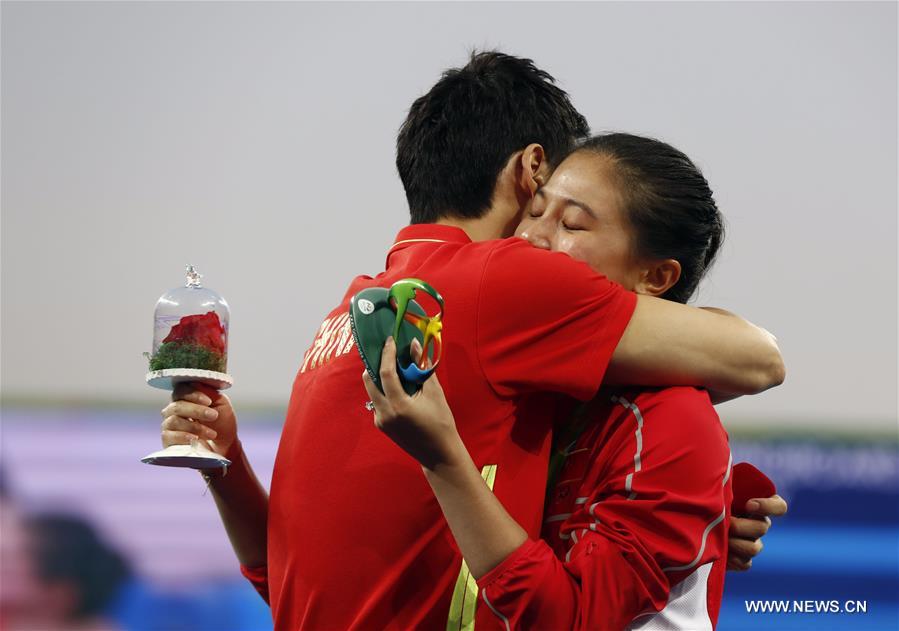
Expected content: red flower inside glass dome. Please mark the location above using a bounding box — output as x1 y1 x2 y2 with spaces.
163 311 226 354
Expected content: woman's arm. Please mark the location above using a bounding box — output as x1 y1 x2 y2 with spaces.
423 451 528 579
362 338 526 579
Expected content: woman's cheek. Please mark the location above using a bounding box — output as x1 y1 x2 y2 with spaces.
553 234 582 259
557 236 609 276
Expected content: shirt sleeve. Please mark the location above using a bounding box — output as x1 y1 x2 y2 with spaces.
239 564 270 605
478 535 665 631
478 389 732 630
476 239 637 401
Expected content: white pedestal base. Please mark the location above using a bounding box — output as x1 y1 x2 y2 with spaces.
146 368 233 391
141 442 231 470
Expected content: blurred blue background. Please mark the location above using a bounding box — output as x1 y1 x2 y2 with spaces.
2 407 896 631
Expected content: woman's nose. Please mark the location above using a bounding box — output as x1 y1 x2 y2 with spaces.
521 223 552 250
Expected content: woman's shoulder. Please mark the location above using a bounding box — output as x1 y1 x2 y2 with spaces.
634 385 714 406
616 386 722 433
608 387 730 479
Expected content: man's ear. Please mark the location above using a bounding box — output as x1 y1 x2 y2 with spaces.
517 143 547 197
635 259 682 297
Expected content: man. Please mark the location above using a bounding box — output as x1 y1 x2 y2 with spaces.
160 52 784 629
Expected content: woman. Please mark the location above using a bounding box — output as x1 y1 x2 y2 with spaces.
364 133 785 630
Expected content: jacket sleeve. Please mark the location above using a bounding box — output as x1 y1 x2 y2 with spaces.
239 564 270 605
477 389 732 631
477 530 670 631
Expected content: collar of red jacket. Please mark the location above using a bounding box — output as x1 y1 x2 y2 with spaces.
387 224 472 261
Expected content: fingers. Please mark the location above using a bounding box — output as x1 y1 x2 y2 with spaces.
727 556 753 572
172 382 216 406
161 414 218 441
160 400 219 446
745 494 788 517
728 510 770 573
379 337 407 402
420 367 441 394
362 370 390 414
361 370 379 401
729 515 770 540
728 536 763 559
418 365 448 408
161 430 192 447
162 400 218 423
163 429 209 447
410 338 423 365
411 337 438 371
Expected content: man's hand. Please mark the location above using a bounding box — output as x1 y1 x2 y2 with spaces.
161 382 239 458
362 337 465 470
727 495 788 571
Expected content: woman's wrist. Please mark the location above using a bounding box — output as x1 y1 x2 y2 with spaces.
222 438 243 462
421 434 473 476
200 439 243 484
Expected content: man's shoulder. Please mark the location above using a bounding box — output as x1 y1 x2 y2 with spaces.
388 237 603 301
478 237 594 266
439 236 552 262
474 238 608 296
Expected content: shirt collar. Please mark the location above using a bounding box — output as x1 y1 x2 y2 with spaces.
387 224 472 260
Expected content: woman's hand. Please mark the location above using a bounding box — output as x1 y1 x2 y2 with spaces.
727 494 788 571
160 382 239 458
362 337 465 470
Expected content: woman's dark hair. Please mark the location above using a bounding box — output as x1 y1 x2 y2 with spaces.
576 133 724 303
27 513 132 621
397 51 589 224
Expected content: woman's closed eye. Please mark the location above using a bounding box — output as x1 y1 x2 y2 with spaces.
560 206 593 232
560 213 590 231
561 220 586 231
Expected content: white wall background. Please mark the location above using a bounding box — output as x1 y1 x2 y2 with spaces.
2 1 896 432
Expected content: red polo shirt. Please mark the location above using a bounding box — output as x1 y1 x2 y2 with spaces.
248 224 636 629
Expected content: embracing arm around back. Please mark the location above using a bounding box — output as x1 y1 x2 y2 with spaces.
606 295 785 396
477 243 784 401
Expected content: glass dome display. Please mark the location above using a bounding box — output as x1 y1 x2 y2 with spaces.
145 265 232 391
142 265 233 470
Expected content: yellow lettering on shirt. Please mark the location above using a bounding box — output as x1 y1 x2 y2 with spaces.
300 313 356 373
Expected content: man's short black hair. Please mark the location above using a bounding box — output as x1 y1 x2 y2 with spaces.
396 51 590 224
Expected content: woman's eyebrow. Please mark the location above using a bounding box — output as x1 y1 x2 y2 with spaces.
563 197 597 219
538 187 597 219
